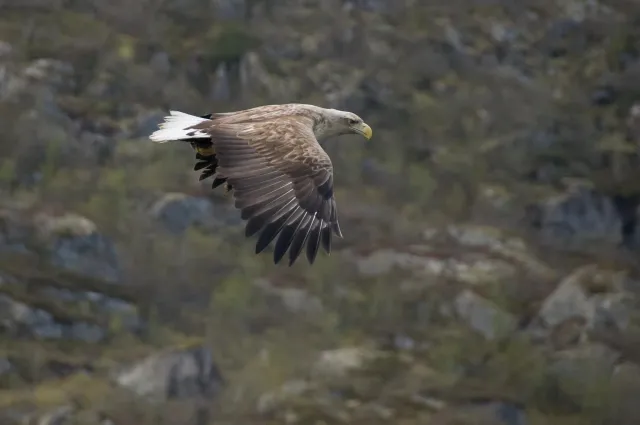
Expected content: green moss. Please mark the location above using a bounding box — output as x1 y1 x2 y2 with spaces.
0 372 113 410
0 159 15 187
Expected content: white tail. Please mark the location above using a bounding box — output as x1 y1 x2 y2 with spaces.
149 110 211 143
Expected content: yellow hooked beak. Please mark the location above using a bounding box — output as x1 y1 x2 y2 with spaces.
353 122 373 140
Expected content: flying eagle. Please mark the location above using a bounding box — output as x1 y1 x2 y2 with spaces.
149 104 372 266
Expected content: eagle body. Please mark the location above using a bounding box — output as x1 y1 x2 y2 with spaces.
149 103 372 266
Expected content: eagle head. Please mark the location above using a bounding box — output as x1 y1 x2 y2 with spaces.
318 109 373 140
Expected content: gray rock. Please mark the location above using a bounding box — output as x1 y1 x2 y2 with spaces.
538 267 594 328
0 208 32 253
608 362 640 425
311 347 379 380
440 225 557 279
534 186 622 252
253 278 324 316
257 379 312 414
561 0 601 22
149 51 171 76
67 321 105 343
114 345 224 402
454 289 516 340
353 249 434 277
490 23 518 44
0 40 12 60
34 213 122 282
0 294 109 342
591 292 633 331
0 294 63 339
350 225 554 286
212 0 246 20
0 356 12 376
547 343 620 407
23 58 75 93
351 247 522 287
0 41 14 100
99 296 142 331
40 288 141 332
437 401 527 425
150 192 240 234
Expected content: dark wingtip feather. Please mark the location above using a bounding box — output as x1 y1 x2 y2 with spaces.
274 225 296 264
199 169 215 181
306 223 322 264
211 177 226 189
321 224 332 254
194 161 209 171
317 176 334 199
288 223 312 267
332 221 343 238
241 203 265 221
255 213 290 254
245 215 266 238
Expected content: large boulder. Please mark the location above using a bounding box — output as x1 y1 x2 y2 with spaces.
33 212 122 283
150 192 241 235
114 344 224 402
530 186 623 253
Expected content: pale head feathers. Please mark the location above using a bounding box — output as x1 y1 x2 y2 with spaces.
302 106 372 141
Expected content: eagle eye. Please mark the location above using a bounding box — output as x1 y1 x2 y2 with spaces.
348 118 358 125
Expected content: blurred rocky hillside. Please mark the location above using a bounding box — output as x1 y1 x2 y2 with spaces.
1 0 640 424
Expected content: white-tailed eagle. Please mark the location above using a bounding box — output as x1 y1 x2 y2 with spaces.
149 104 372 266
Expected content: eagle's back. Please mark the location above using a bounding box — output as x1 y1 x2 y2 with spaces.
211 104 322 126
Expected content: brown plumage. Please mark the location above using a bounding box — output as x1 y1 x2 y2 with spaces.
149 104 372 266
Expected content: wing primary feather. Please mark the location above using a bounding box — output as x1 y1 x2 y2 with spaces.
219 162 272 175
330 199 338 222
194 161 209 171
245 214 266 238
288 214 315 266
240 189 295 221
199 168 215 181
332 221 343 238
321 223 332 254
234 179 292 199
235 186 293 210
255 207 299 254
211 177 227 189
316 174 334 198
273 225 295 264
234 170 284 187
244 195 294 237
274 211 308 264
306 220 323 264
234 176 289 194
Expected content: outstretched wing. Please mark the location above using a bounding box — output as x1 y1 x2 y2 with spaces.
203 116 341 266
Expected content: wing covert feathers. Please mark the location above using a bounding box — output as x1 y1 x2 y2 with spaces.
203 117 341 266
